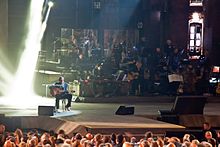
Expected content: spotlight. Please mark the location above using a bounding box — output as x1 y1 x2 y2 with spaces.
192 12 200 21
48 1 54 7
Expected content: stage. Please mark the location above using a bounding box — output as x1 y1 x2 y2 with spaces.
0 95 220 137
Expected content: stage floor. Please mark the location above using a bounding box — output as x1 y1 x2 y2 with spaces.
0 96 220 136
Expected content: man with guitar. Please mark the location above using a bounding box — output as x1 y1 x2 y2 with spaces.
49 76 72 111
128 60 145 96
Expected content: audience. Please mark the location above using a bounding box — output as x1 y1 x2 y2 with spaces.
0 122 219 147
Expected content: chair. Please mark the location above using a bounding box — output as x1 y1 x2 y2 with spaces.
61 99 67 111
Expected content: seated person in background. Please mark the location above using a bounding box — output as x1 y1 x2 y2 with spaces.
49 76 72 111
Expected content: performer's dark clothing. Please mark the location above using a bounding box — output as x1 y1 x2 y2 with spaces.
54 82 72 109
130 65 145 96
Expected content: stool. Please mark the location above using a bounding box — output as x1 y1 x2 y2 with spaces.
61 99 67 111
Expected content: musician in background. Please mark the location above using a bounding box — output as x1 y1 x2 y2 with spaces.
129 60 145 96
50 76 72 111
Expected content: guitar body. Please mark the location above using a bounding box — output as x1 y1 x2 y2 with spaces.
128 72 139 81
49 85 63 96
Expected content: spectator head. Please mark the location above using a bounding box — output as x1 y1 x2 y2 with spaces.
168 137 180 144
80 138 87 146
166 142 176 147
86 133 93 140
94 133 102 146
18 141 26 147
156 138 164 147
139 140 150 147
4 140 16 147
205 131 212 140
61 143 71 147
191 139 200 147
201 141 212 147
217 131 220 138
130 137 136 143
117 134 124 144
208 138 216 147
183 134 190 142
0 124 5 134
103 135 111 143
99 143 113 147
111 133 116 144
144 131 153 140
44 144 52 147
40 133 51 146
181 141 190 147
122 142 132 147
20 134 28 143
203 122 211 130
14 129 23 139
104 143 113 147
197 143 205 147
84 140 93 147
27 138 37 147
150 141 159 147
64 139 72 145
75 133 83 140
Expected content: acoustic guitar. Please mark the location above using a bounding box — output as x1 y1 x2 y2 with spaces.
127 72 139 81
49 85 63 96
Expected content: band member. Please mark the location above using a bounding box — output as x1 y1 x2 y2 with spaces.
49 76 72 111
129 60 145 96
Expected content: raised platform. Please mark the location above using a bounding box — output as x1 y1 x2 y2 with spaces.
0 95 220 138
0 115 185 137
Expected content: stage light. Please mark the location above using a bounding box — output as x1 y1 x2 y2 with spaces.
48 1 54 8
192 12 200 22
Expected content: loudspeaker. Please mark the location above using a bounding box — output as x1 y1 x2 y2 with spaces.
159 96 207 115
38 106 54 116
172 96 207 115
115 105 134 115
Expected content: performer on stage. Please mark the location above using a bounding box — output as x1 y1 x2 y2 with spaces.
49 76 72 111
129 60 145 96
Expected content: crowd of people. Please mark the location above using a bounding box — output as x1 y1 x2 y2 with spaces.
0 122 220 147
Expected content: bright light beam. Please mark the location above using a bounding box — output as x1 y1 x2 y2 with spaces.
0 50 14 92
39 1 53 40
5 0 45 107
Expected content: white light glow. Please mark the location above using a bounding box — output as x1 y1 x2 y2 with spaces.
0 0 53 109
6 0 45 98
0 95 54 109
192 12 200 22
48 1 54 7
0 50 14 94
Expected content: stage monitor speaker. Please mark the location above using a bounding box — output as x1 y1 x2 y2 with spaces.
38 106 54 116
159 96 207 115
172 96 207 115
115 105 134 115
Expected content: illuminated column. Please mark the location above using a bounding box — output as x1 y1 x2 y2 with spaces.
0 0 8 52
